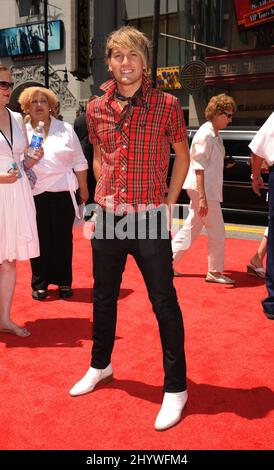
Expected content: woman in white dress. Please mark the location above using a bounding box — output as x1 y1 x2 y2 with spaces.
0 64 39 336
172 94 236 284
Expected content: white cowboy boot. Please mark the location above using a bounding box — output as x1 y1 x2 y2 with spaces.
69 364 113 397
155 390 188 431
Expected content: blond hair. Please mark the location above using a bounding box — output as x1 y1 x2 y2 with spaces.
18 86 59 115
105 26 150 69
205 94 236 120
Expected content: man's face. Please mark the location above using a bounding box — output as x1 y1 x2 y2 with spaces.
108 46 144 88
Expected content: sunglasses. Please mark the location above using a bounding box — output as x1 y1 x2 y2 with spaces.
223 111 233 119
0 81 14 90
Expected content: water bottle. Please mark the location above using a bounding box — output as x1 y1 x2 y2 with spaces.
28 121 45 157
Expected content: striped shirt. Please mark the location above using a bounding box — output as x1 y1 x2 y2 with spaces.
87 74 187 212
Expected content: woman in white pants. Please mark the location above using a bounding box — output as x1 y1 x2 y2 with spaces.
172 93 236 284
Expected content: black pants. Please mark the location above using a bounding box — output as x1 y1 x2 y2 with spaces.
31 191 75 291
262 170 274 314
90 210 187 392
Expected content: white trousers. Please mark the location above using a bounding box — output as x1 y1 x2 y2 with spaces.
172 189 225 273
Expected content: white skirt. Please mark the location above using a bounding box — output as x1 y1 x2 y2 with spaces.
0 172 40 263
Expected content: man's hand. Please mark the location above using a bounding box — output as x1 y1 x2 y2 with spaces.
252 176 265 196
250 153 264 196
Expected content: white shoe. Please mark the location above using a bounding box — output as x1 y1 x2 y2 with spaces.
69 364 113 397
205 272 235 284
154 391 188 431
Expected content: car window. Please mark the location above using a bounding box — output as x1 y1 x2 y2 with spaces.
223 139 250 157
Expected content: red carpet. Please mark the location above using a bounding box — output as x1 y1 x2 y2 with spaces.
0 228 273 450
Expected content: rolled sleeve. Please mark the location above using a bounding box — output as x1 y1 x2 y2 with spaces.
166 97 187 143
249 113 274 162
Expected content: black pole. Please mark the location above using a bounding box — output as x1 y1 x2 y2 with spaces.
151 0 160 88
92 0 118 96
44 0 49 88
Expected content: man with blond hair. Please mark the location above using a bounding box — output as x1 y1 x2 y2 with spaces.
69 26 190 431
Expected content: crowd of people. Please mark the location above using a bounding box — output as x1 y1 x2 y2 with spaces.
0 25 272 432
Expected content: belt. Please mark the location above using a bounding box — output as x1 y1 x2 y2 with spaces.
102 208 164 222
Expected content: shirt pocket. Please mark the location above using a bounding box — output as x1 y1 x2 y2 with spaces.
133 108 165 148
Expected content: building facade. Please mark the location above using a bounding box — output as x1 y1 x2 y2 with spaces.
0 0 93 123
1 1 274 126
205 0 274 126
124 0 274 126
125 0 226 125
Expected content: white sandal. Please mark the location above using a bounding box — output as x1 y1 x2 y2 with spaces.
205 272 235 284
247 264 265 279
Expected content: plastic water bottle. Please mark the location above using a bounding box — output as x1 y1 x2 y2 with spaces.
28 121 45 157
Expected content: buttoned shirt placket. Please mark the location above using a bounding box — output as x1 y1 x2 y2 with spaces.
118 106 130 213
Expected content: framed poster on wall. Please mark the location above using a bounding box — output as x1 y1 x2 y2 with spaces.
0 20 63 57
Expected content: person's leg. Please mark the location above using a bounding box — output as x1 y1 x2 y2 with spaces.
47 192 75 288
133 217 187 431
69 215 128 396
202 201 233 284
133 218 186 393
31 193 50 293
91 236 128 368
172 190 203 269
250 234 267 269
262 174 274 317
0 260 30 336
202 200 225 273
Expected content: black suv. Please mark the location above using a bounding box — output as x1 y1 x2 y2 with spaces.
168 127 268 215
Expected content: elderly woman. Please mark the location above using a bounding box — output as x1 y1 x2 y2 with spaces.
172 93 236 284
18 87 88 300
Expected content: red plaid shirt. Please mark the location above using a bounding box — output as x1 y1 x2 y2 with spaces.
87 74 187 211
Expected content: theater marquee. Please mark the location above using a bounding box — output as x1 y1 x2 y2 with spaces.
234 0 274 30
205 48 274 87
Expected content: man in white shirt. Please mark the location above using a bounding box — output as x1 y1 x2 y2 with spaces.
249 112 274 319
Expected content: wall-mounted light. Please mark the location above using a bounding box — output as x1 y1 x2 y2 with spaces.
41 67 69 84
